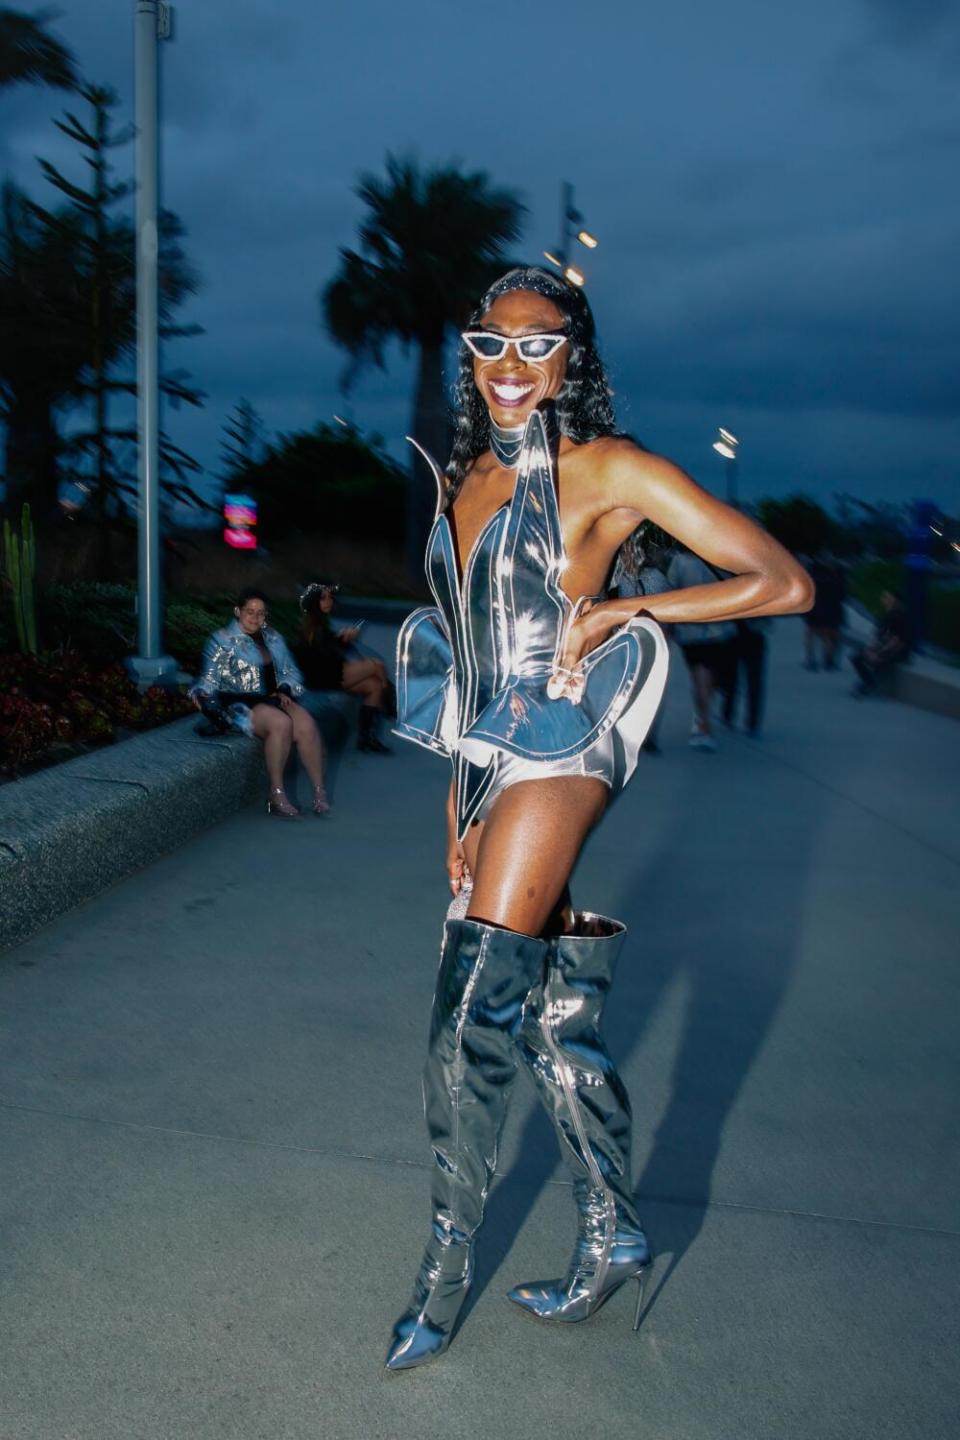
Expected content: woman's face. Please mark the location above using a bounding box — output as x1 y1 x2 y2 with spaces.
235 598 267 636
472 289 569 432
318 589 335 615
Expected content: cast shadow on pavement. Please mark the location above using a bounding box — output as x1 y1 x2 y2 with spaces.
466 739 823 1321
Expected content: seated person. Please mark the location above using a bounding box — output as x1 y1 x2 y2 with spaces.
851 588 910 696
294 581 393 755
190 587 330 816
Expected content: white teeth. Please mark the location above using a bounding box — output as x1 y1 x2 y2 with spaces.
490 382 533 401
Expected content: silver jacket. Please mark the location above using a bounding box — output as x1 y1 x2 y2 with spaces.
191 620 305 700
395 410 669 841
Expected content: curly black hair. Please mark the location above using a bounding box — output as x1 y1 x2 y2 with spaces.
446 266 624 501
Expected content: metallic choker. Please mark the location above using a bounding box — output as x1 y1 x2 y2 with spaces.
489 418 525 469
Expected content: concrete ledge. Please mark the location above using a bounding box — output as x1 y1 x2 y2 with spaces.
0 691 365 956
893 661 960 721
0 718 264 954
843 602 959 721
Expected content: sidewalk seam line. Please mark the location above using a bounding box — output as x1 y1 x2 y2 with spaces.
730 734 960 870
2 1097 957 1241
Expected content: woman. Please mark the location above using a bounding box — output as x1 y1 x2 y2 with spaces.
386 267 812 1372
295 582 393 754
190 587 330 816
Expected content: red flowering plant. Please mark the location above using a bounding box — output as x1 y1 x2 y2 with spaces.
0 652 192 778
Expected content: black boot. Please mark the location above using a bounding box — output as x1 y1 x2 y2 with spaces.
358 705 392 753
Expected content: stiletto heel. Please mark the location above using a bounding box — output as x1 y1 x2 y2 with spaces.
510 916 655 1329
632 1264 649 1332
266 787 301 818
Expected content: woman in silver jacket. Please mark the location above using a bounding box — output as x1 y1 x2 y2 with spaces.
190 587 330 816
385 267 813 1372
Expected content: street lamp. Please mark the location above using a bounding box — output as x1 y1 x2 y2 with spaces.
543 181 598 284
126 0 178 688
712 427 740 506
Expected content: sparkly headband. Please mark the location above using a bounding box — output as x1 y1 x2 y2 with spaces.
299 581 339 612
482 266 578 305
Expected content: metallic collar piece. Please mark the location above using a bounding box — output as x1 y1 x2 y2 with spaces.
489 418 525 469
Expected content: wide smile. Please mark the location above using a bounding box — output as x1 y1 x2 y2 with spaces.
487 378 538 409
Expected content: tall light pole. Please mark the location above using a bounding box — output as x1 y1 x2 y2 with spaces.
712 426 740 507
127 0 178 687
544 181 598 287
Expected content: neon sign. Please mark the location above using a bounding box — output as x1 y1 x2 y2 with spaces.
224 492 257 550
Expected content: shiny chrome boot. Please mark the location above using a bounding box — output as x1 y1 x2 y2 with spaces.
385 917 549 1373
510 914 651 1327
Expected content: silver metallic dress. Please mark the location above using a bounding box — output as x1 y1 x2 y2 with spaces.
394 410 669 837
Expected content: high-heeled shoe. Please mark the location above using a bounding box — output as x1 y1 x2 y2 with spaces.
266 787 301 818
384 918 549 1373
507 1180 650 1328
312 784 331 816
509 914 652 1329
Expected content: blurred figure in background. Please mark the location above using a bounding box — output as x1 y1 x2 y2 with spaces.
295 582 393 753
666 543 736 751
612 525 671 753
718 617 770 738
851 588 910 697
803 556 845 671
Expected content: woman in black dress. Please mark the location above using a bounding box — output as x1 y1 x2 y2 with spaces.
295 583 393 753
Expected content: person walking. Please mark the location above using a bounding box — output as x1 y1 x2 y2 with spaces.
665 544 736 751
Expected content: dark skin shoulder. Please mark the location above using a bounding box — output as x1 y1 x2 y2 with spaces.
450 431 812 673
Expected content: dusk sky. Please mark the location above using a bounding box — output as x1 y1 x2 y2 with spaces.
2 0 958 512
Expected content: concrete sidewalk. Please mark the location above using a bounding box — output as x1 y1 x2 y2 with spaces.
1 621 958 1440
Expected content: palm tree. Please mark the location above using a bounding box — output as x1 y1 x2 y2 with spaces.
0 7 77 91
321 155 525 569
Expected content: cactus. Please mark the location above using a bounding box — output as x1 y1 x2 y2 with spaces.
2 503 38 655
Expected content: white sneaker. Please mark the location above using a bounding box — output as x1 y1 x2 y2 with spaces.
689 730 717 752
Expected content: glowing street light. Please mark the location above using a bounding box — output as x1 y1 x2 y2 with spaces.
544 182 598 282
712 427 740 505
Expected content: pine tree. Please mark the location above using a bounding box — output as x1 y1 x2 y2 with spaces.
27 84 206 537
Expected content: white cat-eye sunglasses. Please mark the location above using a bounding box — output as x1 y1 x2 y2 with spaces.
461 331 569 362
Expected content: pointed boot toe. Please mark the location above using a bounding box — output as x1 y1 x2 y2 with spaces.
384 1313 451 1372
506 1280 559 1319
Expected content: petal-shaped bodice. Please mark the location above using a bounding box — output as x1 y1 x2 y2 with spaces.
394 411 669 840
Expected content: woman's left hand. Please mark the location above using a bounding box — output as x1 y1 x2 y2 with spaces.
277 693 295 714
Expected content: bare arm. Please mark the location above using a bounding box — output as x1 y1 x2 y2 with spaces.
446 778 467 897
564 444 813 665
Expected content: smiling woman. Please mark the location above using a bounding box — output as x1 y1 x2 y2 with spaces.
384 264 813 1373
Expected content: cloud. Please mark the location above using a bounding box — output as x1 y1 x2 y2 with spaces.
1 0 957 514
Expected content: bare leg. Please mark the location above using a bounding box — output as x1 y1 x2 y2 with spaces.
343 658 386 707
250 705 293 789
287 702 326 788
463 777 608 935
690 663 715 735
345 676 383 705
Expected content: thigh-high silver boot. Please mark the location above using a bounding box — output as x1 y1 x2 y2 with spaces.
509 913 651 1327
385 917 549 1372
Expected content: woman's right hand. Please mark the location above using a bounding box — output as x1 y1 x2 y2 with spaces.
446 839 469 897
